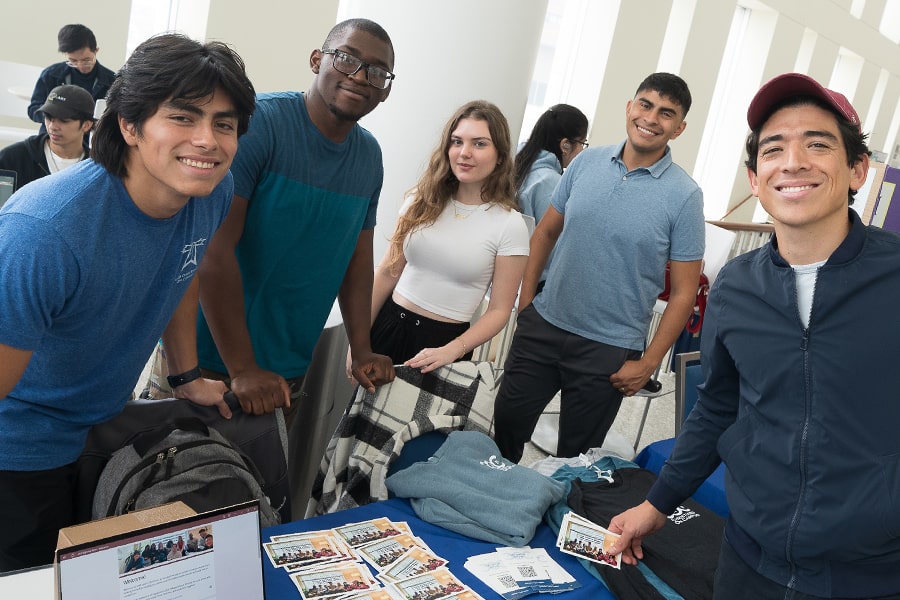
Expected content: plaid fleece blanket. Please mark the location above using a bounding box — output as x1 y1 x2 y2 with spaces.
307 361 499 516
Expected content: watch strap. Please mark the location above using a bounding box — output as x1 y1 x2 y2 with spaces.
167 366 202 389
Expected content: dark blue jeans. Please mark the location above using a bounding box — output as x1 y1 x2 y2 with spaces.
715 538 900 600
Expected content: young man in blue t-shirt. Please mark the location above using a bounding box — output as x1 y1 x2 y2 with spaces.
0 33 256 572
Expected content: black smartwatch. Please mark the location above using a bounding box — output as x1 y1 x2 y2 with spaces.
167 366 202 388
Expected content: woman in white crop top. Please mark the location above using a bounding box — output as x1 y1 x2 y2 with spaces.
349 100 529 378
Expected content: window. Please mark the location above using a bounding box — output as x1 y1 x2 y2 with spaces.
127 0 211 56
518 0 620 145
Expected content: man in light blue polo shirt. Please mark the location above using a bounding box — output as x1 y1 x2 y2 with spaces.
494 73 705 463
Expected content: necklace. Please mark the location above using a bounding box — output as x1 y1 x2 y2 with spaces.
451 199 480 220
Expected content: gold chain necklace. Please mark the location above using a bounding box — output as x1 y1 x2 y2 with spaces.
452 199 479 220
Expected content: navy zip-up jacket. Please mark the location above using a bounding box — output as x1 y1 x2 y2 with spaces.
27 61 114 125
648 209 900 597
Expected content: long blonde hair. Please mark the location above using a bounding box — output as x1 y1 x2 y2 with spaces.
387 100 518 271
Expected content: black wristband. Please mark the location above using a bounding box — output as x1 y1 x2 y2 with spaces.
167 366 202 388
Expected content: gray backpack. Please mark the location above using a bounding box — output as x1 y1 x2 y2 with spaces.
91 417 281 527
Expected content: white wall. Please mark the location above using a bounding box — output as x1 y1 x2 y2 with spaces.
205 0 339 94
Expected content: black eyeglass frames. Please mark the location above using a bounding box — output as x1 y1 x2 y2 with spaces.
321 48 395 90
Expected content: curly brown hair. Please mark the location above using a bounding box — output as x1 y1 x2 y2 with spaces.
387 100 518 271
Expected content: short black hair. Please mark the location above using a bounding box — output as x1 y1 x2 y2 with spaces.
635 72 692 117
91 33 256 178
323 18 394 67
58 24 97 53
744 96 871 204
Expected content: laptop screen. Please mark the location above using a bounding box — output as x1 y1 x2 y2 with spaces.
0 170 15 208
57 502 265 600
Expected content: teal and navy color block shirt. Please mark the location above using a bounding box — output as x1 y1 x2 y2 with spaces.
197 92 383 378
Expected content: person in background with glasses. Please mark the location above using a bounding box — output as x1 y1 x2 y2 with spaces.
27 24 114 137
159 19 396 434
494 73 705 463
513 103 589 292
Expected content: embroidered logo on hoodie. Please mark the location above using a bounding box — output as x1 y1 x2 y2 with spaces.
480 455 514 472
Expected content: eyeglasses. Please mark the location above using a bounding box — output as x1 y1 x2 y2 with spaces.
321 49 395 90
65 57 95 67
573 139 589 149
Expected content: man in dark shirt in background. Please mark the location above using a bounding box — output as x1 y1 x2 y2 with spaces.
27 24 114 135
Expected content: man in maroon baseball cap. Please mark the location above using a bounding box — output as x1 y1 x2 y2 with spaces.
609 73 900 599
746 72 860 131
743 72 868 208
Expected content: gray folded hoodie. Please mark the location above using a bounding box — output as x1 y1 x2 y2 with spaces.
385 430 566 546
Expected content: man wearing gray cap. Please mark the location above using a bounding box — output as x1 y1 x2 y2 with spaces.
0 85 95 189
608 73 900 599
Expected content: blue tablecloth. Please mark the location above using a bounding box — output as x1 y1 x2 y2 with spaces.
635 437 729 518
262 498 614 600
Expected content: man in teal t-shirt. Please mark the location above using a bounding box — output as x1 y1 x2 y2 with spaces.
174 19 397 425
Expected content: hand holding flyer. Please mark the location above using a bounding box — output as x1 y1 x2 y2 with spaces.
556 512 623 569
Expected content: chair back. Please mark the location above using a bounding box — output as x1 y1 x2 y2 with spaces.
674 351 702 434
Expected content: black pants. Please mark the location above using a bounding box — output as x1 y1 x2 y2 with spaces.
0 462 77 572
493 305 640 463
370 297 472 364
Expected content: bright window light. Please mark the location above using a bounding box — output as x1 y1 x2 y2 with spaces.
127 0 211 56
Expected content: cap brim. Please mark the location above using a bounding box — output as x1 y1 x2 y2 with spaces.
39 105 88 121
